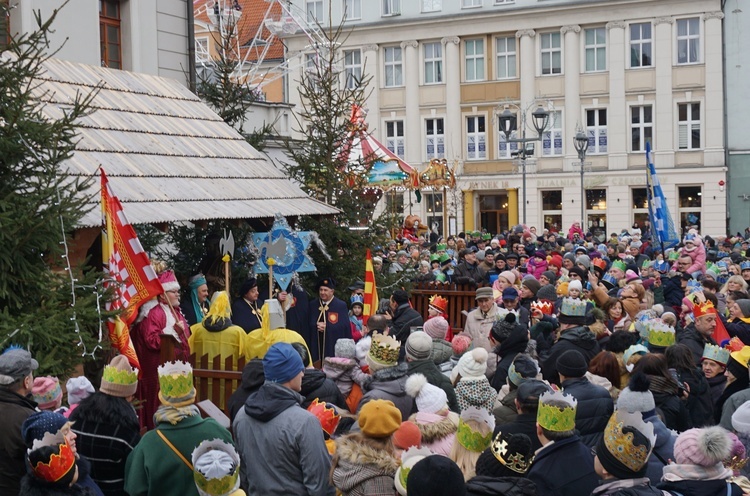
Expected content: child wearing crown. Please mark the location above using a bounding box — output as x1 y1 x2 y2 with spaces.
349 295 365 342
426 295 454 342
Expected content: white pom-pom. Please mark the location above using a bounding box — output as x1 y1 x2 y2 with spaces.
698 426 732 463
471 347 488 364
405 373 427 398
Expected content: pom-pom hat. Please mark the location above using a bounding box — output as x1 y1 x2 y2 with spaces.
617 372 656 414
451 348 488 382
406 373 448 414
674 426 732 468
65 376 95 407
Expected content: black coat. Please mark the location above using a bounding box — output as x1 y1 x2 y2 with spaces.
652 390 692 433
526 435 599 496
561 377 614 448
227 359 265 424
231 297 263 334
677 367 714 428
542 326 601 386
465 476 536 496
493 412 543 452
491 324 528 391
407 359 459 413
677 324 716 367
453 261 486 286
299 368 348 411
657 479 743 496
0 388 37 496
390 303 424 355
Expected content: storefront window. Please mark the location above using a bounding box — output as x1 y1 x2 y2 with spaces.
479 194 508 235
678 185 701 233
586 189 607 239
541 190 562 233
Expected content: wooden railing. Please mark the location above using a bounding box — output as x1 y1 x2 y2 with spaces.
409 281 485 334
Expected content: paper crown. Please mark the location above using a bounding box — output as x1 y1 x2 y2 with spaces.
429 254 440 262
728 337 746 353
730 347 750 369
482 233 492 240
157 361 195 401
495 306 519 321
456 407 495 453
29 440 76 483
623 344 649 365
611 260 627 272
191 439 240 496
653 260 670 273
537 390 577 432
702 343 731 365
601 273 618 290
531 300 554 314
592 258 608 272
741 261 750 271
102 361 138 390
428 294 448 313
438 253 451 264
686 279 703 294
436 243 447 251
694 301 718 319
560 297 587 318
603 410 656 473
350 294 364 306
307 399 340 437
368 332 400 365
645 319 676 348
491 431 534 474
396 447 433 495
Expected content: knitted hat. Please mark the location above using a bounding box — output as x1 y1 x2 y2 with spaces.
66 376 95 406
733 402 750 435
596 410 656 479
522 278 541 296
490 313 518 343
392 290 410 306
263 343 304 384
406 455 467 496
191 439 241 496
475 431 534 477
393 421 422 450
451 348 488 382
533 250 547 259
158 361 197 407
616 372 656 414
406 332 433 361
358 399 402 438
451 335 472 357
568 279 583 293
541 271 557 285
556 350 588 378
674 427 732 467
22 411 70 449
569 266 587 281
563 252 577 263
406 373 448 414
100 355 139 398
498 271 516 285
737 300 750 319
335 338 357 360
423 316 449 340
32 376 62 410
576 255 591 270
536 284 558 303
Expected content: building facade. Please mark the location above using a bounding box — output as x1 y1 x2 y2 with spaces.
287 0 727 238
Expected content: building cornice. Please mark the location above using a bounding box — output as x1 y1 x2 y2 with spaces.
400 40 418 49
702 11 724 21
606 21 626 30
654 17 675 25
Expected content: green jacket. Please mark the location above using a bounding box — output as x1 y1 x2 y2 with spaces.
430 339 453 365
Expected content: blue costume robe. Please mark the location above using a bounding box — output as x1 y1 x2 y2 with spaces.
307 296 352 362
231 298 263 334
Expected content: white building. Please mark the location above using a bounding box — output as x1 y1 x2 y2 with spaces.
286 0 727 238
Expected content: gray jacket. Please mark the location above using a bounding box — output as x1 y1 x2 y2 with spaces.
233 382 334 496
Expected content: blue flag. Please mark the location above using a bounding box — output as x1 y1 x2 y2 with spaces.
646 142 680 250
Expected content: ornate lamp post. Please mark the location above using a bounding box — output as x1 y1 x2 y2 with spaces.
574 129 590 228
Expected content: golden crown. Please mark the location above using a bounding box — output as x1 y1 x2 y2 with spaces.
603 410 656 472
645 319 675 348
102 363 138 387
456 407 495 453
191 439 240 496
725 455 750 472
368 332 400 365
702 343 731 365
491 431 534 474
157 361 194 399
537 390 577 432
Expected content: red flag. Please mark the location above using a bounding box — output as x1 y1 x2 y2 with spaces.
713 317 731 345
101 169 163 369
363 249 379 326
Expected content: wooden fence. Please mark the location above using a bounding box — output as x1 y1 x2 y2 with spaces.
410 281 486 333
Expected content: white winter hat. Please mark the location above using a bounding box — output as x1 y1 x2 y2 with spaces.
451 348 488 382
732 402 750 435
568 280 583 293
406 373 448 414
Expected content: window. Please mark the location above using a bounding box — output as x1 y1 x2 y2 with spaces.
495 36 517 79
305 0 323 22
425 118 445 159
384 46 403 87
465 39 485 82
385 121 405 159
631 105 653 152
386 191 405 214
99 0 121 69
586 189 607 238
678 103 700 150
677 17 700 64
542 110 563 156
466 116 486 160
586 109 607 154
678 186 701 231
497 113 518 159
462 0 482 7
630 22 652 68
383 0 400 15
584 27 606 72
542 190 563 233
424 42 443 84
540 32 562 75
631 188 650 228
422 0 441 12
495 0 514 4
343 49 361 89
195 37 210 63
426 193 444 237
344 0 361 20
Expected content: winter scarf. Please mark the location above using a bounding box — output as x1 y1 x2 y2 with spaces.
662 462 733 482
648 375 680 396
153 404 201 426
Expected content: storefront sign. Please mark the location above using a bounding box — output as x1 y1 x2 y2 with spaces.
612 176 647 186
537 179 576 188
466 180 510 190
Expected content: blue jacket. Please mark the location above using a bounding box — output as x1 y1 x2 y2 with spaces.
527 435 599 496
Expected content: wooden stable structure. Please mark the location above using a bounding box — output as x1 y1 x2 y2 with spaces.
409 281 486 333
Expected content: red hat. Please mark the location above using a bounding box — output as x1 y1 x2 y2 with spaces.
393 420 422 450
158 269 179 293
694 301 718 320
548 255 562 269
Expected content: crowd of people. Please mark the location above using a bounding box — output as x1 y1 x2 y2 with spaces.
6 222 750 495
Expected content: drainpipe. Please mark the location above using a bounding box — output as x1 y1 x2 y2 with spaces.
187 0 197 92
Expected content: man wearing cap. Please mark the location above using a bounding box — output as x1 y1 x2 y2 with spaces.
232 278 263 334
494 379 551 452
181 273 210 326
0 348 38 495
233 342 332 495
308 278 351 364
453 247 486 286
464 287 500 377
499 286 531 329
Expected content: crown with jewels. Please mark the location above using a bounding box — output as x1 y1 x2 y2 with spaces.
307 399 340 437
102 362 138 389
29 440 76 483
611 260 627 272
396 447 433 495
537 390 577 432
645 319 675 348
191 439 240 496
368 332 400 365
560 297 587 318
491 431 534 474
603 410 656 473
157 361 195 401
531 300 554 315
428 294 449 313
702 343 731 365
456 407 495 453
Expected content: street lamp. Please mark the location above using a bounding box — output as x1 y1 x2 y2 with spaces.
498 104 550 225
574 129 589 228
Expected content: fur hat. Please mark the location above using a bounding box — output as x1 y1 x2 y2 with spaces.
556 350 587 378
406 455 467 496
406 373 448 414
406 332 433 361
451 348 488 382
358 399 402 438
335 338 356 360
616 372 656 414
674 426 732 467
423 317 449 340
32 376 62 410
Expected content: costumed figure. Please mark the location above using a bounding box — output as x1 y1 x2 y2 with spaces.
231 278 263 334
245 299 312 365
308 278 352 364
400 215 425 244
426 294 454 342
180 274 209 327
132 268 191 431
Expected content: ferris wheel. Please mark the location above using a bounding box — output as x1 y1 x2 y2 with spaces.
193 0 330 95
